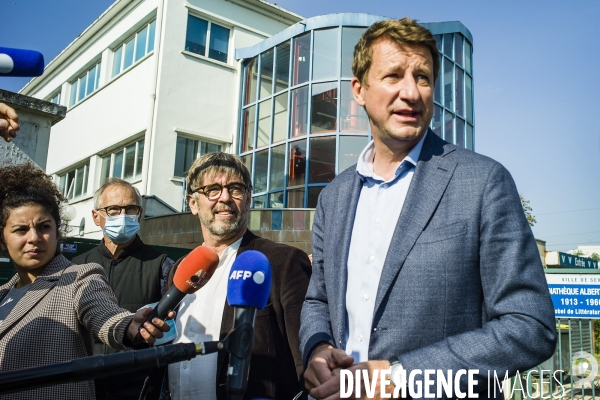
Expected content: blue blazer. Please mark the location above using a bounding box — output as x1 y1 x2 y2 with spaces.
299 131 556 398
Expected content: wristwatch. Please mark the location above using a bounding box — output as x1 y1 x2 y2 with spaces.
389 356 406 388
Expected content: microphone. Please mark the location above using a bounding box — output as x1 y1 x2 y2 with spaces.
0 47 44 77
0 341 222 395
130 246 220 347
224 250 272 400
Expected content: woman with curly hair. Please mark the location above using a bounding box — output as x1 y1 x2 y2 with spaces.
0 163 171 399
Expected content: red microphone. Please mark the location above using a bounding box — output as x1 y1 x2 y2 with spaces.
131 246 219 347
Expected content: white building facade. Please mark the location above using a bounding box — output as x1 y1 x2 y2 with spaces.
21 0 301 239
21 0 474 241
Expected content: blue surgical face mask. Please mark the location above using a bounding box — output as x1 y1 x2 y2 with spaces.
102 214 140 244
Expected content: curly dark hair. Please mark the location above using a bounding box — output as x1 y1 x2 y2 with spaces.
0 163 67 252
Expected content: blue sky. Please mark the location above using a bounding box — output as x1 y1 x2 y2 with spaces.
2 0 599 252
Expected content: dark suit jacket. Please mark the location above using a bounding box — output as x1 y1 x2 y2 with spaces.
165 229 311 400
300 131 557 399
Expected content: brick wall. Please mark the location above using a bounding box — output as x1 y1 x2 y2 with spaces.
140 209 315 254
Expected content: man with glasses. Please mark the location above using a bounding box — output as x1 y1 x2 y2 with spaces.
162 152 311 400
73 177 174 400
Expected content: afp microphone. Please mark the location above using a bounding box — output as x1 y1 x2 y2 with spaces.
0 47 44 77
131 246 219 347
224 250 272 400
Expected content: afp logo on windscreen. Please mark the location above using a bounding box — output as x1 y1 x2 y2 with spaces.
229 269 266 285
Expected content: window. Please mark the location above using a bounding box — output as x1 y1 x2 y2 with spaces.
174 137 221 177
292 33 311 86
257 99 272 148
272 92 288 143
432 105 442 137
455 67 464 117
443 58 454 111
253 149 268 193
443 33 453 59
455 34 464 67
456 118 465 148
340 81 367 132
243 57 258 105
311 82 337 134
270 144 286 191
50 91 61 105
58 163 89 200
185 15 230 63
289 85 308 138
466 75 473 123
275 41 290 93
341 27 366 78
112 19 156 77
100 139 145 183
338 136 368 173
312 28 339 81
465 40 472 74
288 139 306 187
444 111 454 143
309 136 336 184
241 105 256 152
259 49 274 100
69 61 101 106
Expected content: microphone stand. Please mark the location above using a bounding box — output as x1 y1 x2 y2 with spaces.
0 324 253 397
222 308 256 400
0 341 221 396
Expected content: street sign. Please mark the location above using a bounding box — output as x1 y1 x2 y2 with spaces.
546 251 598 269
546 274 600 318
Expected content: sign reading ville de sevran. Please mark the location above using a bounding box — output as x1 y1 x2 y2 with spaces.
545 251 600 318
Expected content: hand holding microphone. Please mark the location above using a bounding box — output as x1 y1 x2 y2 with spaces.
224 250 272 400
127 307 174 346
130 246 220 347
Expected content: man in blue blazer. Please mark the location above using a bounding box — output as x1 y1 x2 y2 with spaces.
300 18 556 399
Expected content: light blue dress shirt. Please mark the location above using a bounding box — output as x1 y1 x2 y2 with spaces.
344 132 427 362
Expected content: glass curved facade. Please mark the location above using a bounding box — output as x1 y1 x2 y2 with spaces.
237 14 474 208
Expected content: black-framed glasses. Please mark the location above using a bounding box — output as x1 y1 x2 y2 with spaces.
195 182 247 201
97 205 142 217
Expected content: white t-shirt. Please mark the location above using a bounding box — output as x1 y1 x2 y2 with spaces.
168 238 242 400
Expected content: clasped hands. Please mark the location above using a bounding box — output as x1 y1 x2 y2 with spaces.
305 344 393 400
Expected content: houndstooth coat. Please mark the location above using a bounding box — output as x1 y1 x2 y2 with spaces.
0 254 134 399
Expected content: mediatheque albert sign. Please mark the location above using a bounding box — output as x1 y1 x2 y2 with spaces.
546 274 600 318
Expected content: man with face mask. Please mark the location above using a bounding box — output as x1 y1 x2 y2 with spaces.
73 177 174 400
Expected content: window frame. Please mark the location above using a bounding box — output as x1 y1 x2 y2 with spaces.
111 19 156 78
173 135 224 178
49 91 61 105
58 163 90 201
100 138 145 183
184 13 231 64
69 60 101 107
